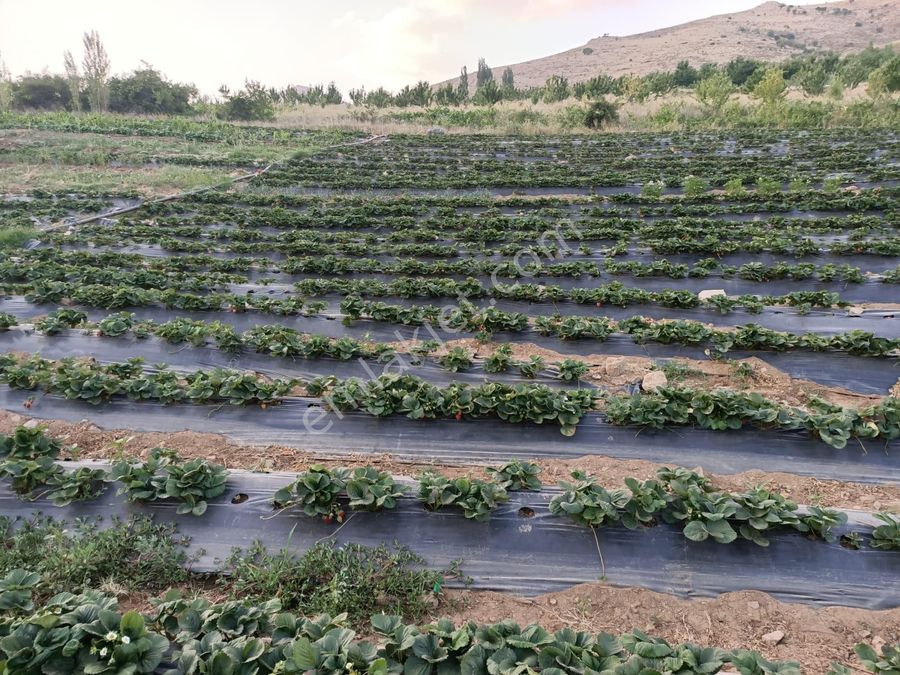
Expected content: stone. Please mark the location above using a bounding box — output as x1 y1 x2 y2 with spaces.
747 601 760 610
23 419 40 429
641 371 668 392
847 306 865 316
604 356 634 378
426 127 446 135
873 636 886 653
761 630 785 645
698 289 726 301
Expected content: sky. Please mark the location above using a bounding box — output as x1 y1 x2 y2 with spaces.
0 0 842 97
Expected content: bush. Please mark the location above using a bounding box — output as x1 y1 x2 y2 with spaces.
583 98 619 129
11 74 73 111
108 67 197 115
216 80 275 121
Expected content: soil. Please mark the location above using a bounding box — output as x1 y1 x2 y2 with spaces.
104 580 900 672
3 410 898 512
436 585 900 674
390 337 887 410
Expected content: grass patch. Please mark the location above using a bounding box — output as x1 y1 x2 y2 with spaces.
220 540 458 627
0 164 238 197
0 516 191 601
0 226 38 249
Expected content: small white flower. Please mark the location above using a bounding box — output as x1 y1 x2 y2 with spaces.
100 647 108 657
121 636 131 644
105 631 118 641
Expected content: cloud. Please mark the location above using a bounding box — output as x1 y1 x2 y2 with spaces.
331 0 476 89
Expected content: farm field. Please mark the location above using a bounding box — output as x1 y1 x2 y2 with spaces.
1 119 899 673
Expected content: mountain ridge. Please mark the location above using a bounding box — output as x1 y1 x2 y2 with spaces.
438 0 900 90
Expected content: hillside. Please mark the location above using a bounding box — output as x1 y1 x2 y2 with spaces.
443 0 900 90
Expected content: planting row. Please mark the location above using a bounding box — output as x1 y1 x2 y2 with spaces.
14 306 900 360
2 427 898 549
2 349 897 447
7 577 875 675
255 129 900 188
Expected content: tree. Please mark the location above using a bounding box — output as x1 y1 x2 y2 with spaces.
457 66 469 102
324 82 343 104
108 66 196 115
673 60 699 87
542 75 570 103
476 57 493 89
752 67 786 106
839 45 894 88
726 57 762 86
573 74 618 99
407 80 432 107
867 69 888 100
472 79 501 105
348 87 366 105
365 87 393 108
697 63 718 81
12 74 73 110
794 62 828 96
501 67 515 93
63 50 81 111
434 83 459 106
82 30 111 112
875 55 900 92
620 75 648 103
0 51 11 112
827 76 844 101
217 80 275 121
695 71 734 112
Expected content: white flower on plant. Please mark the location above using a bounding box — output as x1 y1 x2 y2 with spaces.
105 631 118 641
121 636 131 644
100 647 108 657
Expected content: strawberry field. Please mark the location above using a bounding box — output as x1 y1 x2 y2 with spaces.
1 126 899 673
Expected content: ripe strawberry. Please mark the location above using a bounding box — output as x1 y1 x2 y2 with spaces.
322 515 333 524
455 411 462 421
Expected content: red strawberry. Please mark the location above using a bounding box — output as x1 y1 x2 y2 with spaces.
322 515 333 524
455 411 462 421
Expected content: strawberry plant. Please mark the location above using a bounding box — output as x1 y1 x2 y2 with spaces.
273 465 350 522
0 457 64 496
34 308 88 335
97 311 136 337
440 346 473 373
483 345 513 373
417 472 509 521
0 312 18 330
110 449 227 515
556 358 589 382
163 457 229 516
485 459 542 491
830 642 900 674
345 467 406 511
0 425 61 460
870 512 900 551
549 471 630 527
44 466 109 506
1 604 169 674
0 569 39 616
516 355 545 378
110 448 177 504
